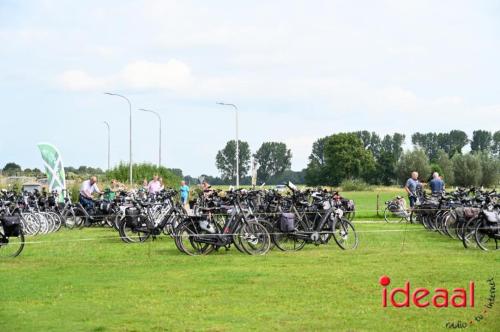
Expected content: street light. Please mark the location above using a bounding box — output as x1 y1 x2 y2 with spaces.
103 121 111 170
138 108 162 168
105 92 133 185
216 102 239 188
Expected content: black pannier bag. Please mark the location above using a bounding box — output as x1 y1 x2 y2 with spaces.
420 199 439 217
48 195 56 207
342 199 355 211
388 202 401 213
1 215 22 237
280 213 295 233
100 201 111 213
125 207 140 227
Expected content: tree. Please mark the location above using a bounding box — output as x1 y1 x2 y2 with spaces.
412 133 440 161
2 162 22 176
477 152 500 187
106 162 181 187
215 140 251 181
435 149 455 185
375 133 406 185
470 130 492 152
447 130 468 157
254 142 292 183
492 130 500 156
396 150 431 184
322 133 375 185
304 136 330 186
355 131 381 159
168 168 183 178
412 131 468 160
452 154 482 187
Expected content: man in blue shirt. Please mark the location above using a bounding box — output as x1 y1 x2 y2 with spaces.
429 172 445 195
405 171 420 208
180 181 189 207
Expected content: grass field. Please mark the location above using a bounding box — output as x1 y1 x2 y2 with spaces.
1 192 498 331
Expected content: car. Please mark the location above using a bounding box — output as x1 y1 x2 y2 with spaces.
274 184 286 192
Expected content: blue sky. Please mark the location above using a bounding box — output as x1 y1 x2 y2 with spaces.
1 0 499 176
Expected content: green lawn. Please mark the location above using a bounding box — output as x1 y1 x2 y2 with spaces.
1 219 498 331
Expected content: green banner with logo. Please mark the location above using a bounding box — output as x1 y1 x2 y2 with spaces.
37 143 66 202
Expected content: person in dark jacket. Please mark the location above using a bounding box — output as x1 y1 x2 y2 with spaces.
429 172 445 195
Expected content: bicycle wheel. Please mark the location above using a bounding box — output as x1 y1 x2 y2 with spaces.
474 221 499 251
435 211 447 235
345 210 355 222
0 226 25 258
48 212 63 232
462 218 479 249
384 207 403 223
443 212 457 238
174 219 215 256
258 219 276 250
236 221 271 255
38 213 51 234
422 215 433 230
118 220 150 243
332 218 358 250
21 213 40 235
273 218 306 252
62 209 84 229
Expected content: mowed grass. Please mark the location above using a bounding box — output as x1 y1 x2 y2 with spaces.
1 222 498 331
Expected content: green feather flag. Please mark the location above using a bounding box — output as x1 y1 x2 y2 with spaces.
37 143 66 202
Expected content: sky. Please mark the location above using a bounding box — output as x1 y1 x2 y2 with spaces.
1 0 499 177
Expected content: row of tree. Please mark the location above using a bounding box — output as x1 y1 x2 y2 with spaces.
0 162 106 179
411 130 500 160
215 140 293 184
305 130 499 186
212 129 499 187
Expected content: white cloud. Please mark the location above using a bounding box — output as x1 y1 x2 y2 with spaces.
121 60 192 90
375 87 418 111
432 96 463 106
59 70 106 91
58 59 192 92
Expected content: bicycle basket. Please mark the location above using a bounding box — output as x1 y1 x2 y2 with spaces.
1 215 22 237
280 213 295 233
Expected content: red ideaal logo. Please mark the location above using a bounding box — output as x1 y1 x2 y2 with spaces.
379 275 475 308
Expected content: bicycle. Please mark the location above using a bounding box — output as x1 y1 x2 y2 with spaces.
0 214 25 258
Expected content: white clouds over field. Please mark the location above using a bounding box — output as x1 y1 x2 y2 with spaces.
0 0 499 175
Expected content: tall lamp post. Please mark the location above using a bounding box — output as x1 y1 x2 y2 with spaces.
103 121 111 170
105 92 133 185
139 108 162 168
216 102 239 188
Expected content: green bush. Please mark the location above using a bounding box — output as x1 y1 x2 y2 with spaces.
68 182 80 202
106 162 182 188
339 178 372 191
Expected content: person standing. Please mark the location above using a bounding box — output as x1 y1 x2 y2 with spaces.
147 175 161 195
404 171 420 208
429 172 445 195
180 180 189 208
